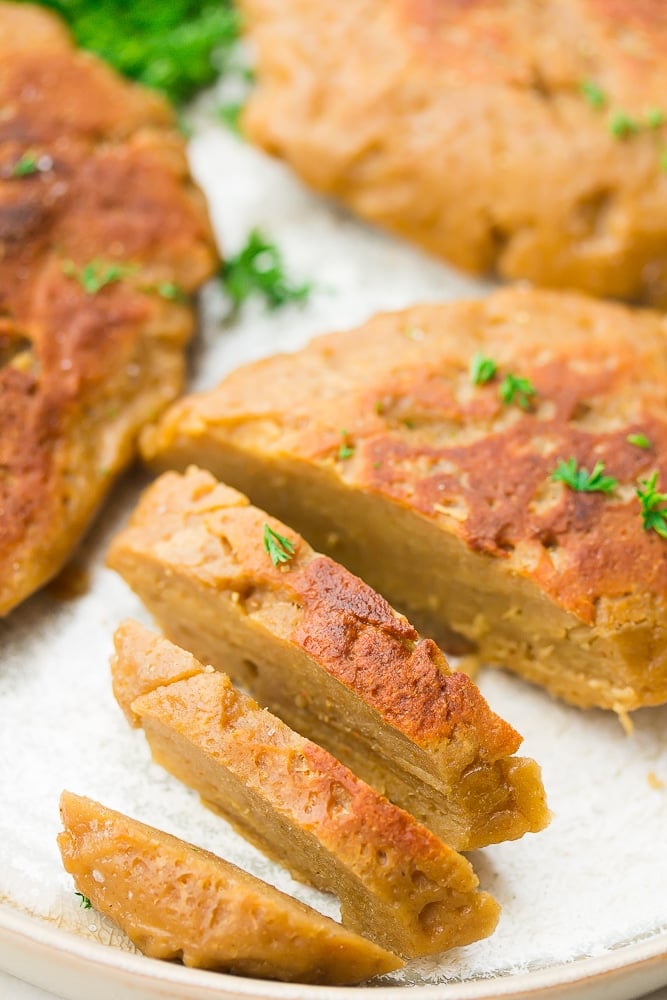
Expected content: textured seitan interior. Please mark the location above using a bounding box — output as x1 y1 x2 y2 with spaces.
108 473 550 851
112 620 500 959
58 791 403 983
140 288 667 712
240 0 667 306
0 1 217 616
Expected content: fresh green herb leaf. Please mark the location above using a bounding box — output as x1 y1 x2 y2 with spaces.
499 373 537 410
470 353 497 385
660 150 667 174
75 892 92 909
220 230 311 311
10 152 39 177
627 433 652 450
337 430 355 460
551 457 618 494
218 100 244 134
580 80 606 110
263 523 296 566
30 1 241 104
63 259 135 295
609 110 640 139
636 472 667 537
156 281 186 301
646 108 666 129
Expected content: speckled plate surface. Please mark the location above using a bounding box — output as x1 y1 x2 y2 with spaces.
1 96 667 1000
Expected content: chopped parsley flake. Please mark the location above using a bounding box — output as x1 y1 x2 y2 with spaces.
156 281 186 301
10 152 39 177
627 433 652 450
608 110 640 139
636 472 667 538
470 353 497 385
263 523 296 566
580 80 606 110
219 230 311 311
63 260 135 295
337 431 355 460
219 100 244 134
551 458 617 494
75 892 92 909
646 108 666 129
499 373 537 410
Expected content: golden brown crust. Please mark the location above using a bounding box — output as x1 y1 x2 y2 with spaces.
240 0 667 304
108 469 549 848
112 622 500 958
140 288 667 710
58 791 403 983
0 2 217 615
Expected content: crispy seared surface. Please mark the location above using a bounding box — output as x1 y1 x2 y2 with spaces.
111 621 501 959
0 2 217 615
141 287 667 710
241 0 667 304
58 791 403 983
108 472 549 850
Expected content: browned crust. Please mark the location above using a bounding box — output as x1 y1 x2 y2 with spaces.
58 791 403 983
240 0 667 304
142 289 667 630
109 468 522 761
0 2 217 615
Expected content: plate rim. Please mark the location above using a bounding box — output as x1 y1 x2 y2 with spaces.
1 902 667 1000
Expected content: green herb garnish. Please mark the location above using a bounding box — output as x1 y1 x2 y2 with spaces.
551 458 618 494
499 373 537 410
609 110 640 139
636 472 667 538
470 353 497 385
580 80 606 110
220 230 311 311
30 1 241 104
10 152 39 177
263 523 296 566
63 259 135 295
218 100 244 134
646 108 666 129
75 892 92 909
156 281 186 301
337 430 355 460
627 433 652 450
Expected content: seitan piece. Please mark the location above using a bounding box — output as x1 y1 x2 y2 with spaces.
0 1 217 616
108 476 550 852
240 0 667 306
140 287 667 713
58 791 403 984
111 620 501 960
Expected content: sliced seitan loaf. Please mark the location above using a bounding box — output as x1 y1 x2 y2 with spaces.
58 791 403 984
111 620 501 960
107 472 549 852
140 287 667 712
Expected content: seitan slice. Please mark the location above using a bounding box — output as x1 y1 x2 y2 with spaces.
0 1 217 616
111 620 501 960
140 287 667 712
108 472 550 852
58 791 403 984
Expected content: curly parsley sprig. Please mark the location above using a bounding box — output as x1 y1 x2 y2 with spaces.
220 230 311 311
636 472 667 538
551 458 617 495
263 523 296 567
499 373 537 410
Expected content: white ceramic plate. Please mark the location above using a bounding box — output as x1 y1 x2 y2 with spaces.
2 95 667 1000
